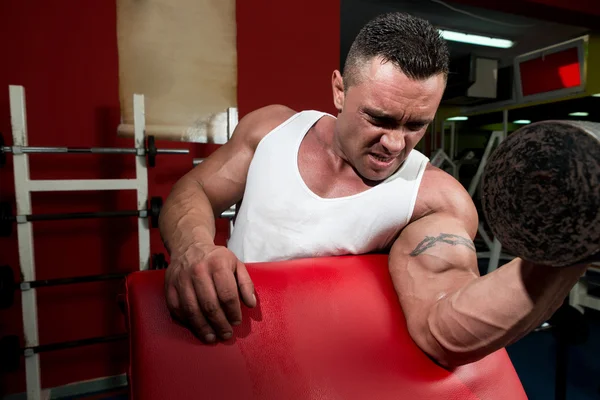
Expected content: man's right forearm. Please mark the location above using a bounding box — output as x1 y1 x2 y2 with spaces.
159 176 217 255
424 258 587 368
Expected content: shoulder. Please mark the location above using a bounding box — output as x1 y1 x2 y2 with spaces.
234 104 297 149
413 163 479 238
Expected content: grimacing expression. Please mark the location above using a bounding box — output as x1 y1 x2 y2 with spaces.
332 57 446 182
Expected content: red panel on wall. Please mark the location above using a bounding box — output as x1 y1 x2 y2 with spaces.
236 0 341 117
518 47 581 97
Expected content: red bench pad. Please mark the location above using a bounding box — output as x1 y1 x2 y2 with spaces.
125 254 527 400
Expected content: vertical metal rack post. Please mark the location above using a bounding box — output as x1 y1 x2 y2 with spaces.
8 85 150 399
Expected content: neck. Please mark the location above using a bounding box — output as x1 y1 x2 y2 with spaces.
329 122 381 186
311 117 399 187
307 116 347 173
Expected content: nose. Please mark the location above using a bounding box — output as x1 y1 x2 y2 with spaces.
380 129 406 155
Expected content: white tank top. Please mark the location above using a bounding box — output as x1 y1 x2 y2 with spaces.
227 110 430 263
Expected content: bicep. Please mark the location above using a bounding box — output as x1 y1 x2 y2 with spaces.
389 213 480 334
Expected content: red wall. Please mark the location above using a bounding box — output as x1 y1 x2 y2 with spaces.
0 0 339 395
236 1 340 116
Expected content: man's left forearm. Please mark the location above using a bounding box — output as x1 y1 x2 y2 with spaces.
423 258 587 368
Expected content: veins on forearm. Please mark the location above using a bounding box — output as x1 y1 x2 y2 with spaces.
410 233 476 256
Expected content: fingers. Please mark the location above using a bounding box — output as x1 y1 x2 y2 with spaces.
165 247 256 344
177 272 216 343
190 268 233 341
212 267 243 326
165 284 181 318
165 267 183 320
235 261 257 308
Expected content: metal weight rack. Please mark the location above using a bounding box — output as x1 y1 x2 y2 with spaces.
7 85 154 399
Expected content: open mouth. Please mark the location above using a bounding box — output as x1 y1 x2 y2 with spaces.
369 153 395 167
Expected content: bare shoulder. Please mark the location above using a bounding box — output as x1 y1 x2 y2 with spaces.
234 104 297 149
413 163 479 237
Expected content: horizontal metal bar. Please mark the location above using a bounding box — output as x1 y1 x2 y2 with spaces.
2 374 128 400
90 148 137 154
157 149 189 154
3 146 188 155
27 179 140 192
9 147 137 154
50 374 128 399
26 273 127 289
25 210 141 222
28 333 128 354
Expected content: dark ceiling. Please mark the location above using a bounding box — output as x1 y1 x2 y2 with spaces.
341 0 599 126
341 0 590 69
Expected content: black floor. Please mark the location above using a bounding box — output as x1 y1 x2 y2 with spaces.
507 310 600 400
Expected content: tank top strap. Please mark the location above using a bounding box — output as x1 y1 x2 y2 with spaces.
256 110 331 149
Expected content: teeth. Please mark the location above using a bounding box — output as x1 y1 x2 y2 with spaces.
372 154 391 162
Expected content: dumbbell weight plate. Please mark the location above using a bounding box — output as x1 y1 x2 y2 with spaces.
481 120 600 267
150 197 162 228
147 136 157 167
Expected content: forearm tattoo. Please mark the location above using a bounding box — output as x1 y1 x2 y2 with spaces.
409 233 476 256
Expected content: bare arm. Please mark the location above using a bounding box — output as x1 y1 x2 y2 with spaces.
159 104 296 343
158 104 296 255
389 167 587 368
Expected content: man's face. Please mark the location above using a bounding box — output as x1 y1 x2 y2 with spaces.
331 57 446 182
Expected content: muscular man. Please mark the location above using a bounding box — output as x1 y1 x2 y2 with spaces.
159 12 587 368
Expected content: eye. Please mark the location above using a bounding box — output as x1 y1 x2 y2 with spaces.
405 122 427 132
369 116 386 126
368 115 397 129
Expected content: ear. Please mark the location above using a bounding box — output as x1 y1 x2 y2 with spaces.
331 70 345 113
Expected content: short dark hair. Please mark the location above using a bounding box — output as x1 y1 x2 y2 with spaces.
343 12 449 88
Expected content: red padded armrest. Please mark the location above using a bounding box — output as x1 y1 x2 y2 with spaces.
125 254 527 400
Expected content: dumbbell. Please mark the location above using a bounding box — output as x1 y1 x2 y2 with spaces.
480 120 600 267
0 196 163 237
0 253 169 309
